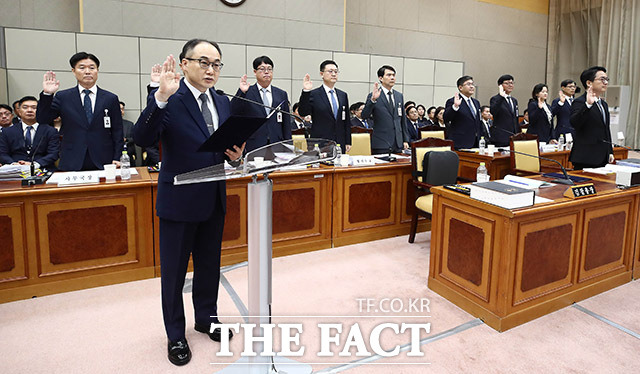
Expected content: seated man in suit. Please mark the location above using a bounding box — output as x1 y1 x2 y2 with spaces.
299 60 351 153
479 105 493 142
444 75 481 149
349 102 371 129
231 55 291 153
405 105 421 142
0 104 14 133
490 74 520 147
362 65 409 154
37 52 123 171
12 101 21 126
0 96 59 170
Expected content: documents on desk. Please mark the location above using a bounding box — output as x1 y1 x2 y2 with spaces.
469 181 535 209
0 164 25 180
502 174 553 189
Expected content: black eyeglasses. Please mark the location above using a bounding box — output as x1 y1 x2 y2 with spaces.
185 58 224 72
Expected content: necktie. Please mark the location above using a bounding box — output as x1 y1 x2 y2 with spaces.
199 93 215 135
467 98 477 119
596 100 606 123
25 126 33 150
329 89 339 119
506 96 514 114
363 119 368 128
261 87 271 115
83 89 93 123
387 91 394 111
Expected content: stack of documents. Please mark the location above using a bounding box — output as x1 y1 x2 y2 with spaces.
470 181 535 209
0 164 27 180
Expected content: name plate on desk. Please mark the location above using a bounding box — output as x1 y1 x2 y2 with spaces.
56 171 101 186
350 156 376 166
563 183 596 199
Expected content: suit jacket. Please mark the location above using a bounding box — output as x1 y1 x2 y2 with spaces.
134 79 230 222
527 101 557 143
298 86 350 152
406 120 421 142
231 83 291 153
490 94 520 146
0 122 60 169
569 93 612 167
480 119 493 142
350 117 371 129
443 96 481 149
361 89 409 151
37 87 123 171
551 97 575 139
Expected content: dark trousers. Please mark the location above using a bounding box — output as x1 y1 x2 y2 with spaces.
159 204 225 342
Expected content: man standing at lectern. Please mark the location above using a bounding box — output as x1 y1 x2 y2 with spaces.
134 39 243 367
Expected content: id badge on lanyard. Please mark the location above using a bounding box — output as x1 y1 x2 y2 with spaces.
103 109 111 128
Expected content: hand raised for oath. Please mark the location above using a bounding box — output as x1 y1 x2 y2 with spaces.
371 82 381 101
302 73 313 91
42 71 60 95
239 74 250 93
155 55 181 103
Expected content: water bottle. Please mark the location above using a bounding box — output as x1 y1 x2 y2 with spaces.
479 136 486 155
476 162 489 183
336 144 342 165
120 149 131 180
558 134 565 151
312 143 320 168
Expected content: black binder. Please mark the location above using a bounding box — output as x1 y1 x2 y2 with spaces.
198 115 268 153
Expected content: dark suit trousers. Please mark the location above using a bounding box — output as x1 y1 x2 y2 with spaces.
159 203 225 342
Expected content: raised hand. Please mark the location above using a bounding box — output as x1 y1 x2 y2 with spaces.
499 84 506 97
558 90 566 103
453 92 462 108
371 82 381 101
239 74 250 93
302 74 313 91
155 55 181 103
586 86 597 105
150 64 161 84
42 71 60 94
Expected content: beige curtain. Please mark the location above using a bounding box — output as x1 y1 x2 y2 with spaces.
548 0 640 147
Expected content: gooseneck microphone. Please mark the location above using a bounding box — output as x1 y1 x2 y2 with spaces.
601 139 640 152
497 147 574 185
371 132 397 162
215 89 298 120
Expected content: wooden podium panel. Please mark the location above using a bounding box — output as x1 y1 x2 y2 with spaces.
429 175 637 331
0 169 155 303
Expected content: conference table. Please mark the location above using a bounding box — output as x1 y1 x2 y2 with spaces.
428 171 640 331
457 147 629 181
1 160 427 302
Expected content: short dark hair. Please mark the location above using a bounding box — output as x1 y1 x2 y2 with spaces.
349 102 364 111
252 55 274 70
457 75 473 88
523 109 529 115
0 104 12 112
580 66 606 89
292 102 299 112
406 106 418 115
416 104 426 112
12 100 19 109
320 60 338 72
70 52 100 69
531 83 548 101
427 106 436 115
404 101 416 110
377 65 395 78
119 101 125 107
560 79 576 87
497 74 514 85
18 96 38 106
179 39 222 61
480 105 490 112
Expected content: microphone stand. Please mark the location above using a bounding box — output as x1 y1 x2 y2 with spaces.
371 132 396 162
216 89 298 119
497 147 574 185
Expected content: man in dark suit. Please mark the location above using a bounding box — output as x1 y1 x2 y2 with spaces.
37 52 123 171
349 102 371 129
479 105 493 142
119 101 138 166
0 104 14 134
405 106 421 142
490 74 520 147
362 65 409 154
290 102 312 133
133 39 243 366
298 59 351 153
570 66 613 169
0 96 59 170
444 75 481 149
551 79 577 140
231 55 291 153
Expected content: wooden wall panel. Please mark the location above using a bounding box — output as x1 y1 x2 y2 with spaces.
348 181 391 223
0 204 27 283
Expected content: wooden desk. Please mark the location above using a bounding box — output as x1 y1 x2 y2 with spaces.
0 168 155 303
428 173 638 331
457 147 629 181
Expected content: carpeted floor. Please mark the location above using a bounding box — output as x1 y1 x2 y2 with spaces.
1 232 638 373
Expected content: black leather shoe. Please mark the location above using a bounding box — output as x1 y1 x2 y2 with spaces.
167 339 191 366
194 322 234 342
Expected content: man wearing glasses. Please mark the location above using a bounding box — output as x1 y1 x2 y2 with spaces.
551 79 577 140
298 60 351 154
231 55 291 152
569 66 614 169
490 74 520 147
0 104 14 133
134 39 243 367
444 75 482 149
37 52 123 171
